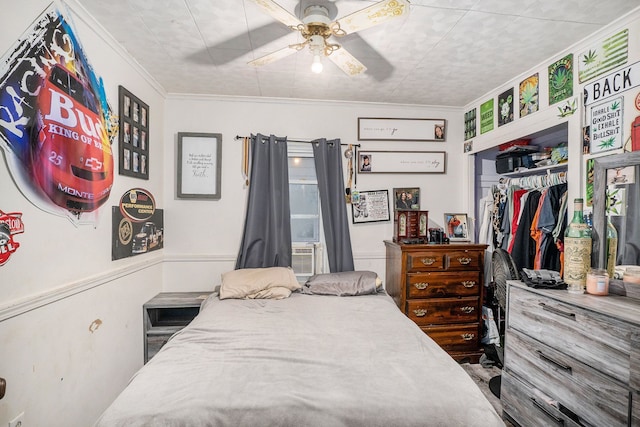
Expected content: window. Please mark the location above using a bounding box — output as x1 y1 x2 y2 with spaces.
288 143 323 279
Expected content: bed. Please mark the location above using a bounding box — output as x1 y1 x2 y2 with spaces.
96 268 504 426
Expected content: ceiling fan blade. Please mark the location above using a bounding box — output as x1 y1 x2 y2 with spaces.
248 46 297 67
336 0 410 34
246 0 302 28
328 48 367 76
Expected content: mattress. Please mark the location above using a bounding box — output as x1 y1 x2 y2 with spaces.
95 292 504 426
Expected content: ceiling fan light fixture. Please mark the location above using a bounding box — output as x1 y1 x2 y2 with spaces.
311 54 323 73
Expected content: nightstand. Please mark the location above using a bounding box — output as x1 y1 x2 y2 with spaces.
143 292 210 363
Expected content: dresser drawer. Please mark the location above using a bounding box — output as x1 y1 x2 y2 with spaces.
508 286 631 384
407 272 480 298
422 323 480 352
446 250 482 270
505 329 629 427
406 251 446 271
502 370 583 427
406 297 479 326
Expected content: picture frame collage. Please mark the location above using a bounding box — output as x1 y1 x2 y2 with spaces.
118 86 149 179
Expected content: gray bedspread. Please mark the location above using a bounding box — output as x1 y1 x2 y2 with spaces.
96 292 504 426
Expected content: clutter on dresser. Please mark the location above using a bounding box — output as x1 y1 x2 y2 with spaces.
520 268 566 289
393 209 428 243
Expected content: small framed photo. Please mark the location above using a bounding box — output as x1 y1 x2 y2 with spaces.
393 187 420 210
444 213 470 241
359 153 372 172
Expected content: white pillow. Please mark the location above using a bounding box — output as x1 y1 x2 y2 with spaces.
220 267 301 299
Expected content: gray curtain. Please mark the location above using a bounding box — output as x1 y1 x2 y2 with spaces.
235 134 292 269
312 138 355 272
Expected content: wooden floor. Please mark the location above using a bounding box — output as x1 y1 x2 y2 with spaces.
460 363 516 427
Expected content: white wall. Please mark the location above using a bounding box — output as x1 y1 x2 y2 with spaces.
162 95 466 290
0 1 166 425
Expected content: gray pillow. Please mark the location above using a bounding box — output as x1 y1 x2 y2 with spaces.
304 271 381 296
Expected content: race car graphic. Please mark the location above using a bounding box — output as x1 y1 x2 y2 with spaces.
131 221 163 254
30 64 114 212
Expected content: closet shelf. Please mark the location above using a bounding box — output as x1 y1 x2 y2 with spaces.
499 162 567 178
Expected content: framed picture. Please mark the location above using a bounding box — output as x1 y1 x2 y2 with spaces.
358 118 446 141
351 190 390 224
393 187 420 210
357 151 446 174
177 132 222 200
444 213 469 241
119 86 149 179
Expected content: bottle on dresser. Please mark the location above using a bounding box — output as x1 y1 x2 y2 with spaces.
564 198 592 294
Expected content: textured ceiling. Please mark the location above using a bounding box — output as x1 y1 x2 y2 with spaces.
76 0 640 106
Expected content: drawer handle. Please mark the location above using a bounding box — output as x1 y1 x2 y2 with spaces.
531 398 564 425
461 333 475 341
457 257 472 265
413 309 428 317
414 282 429 290
421 257 436 266
460 306 475 314
536 350 572 373
461 280 476 288
539 303 576 320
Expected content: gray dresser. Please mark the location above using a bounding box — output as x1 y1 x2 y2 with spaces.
502 280 640 427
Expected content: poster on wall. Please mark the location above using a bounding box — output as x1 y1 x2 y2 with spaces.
480 99 494 134
464 108 476 140
519 73 539 117
0 5 117 226
589 96 623 154
112 189 164 260
498 88 514 127
578 29 628 83
548 54 573 105
0 210 24 266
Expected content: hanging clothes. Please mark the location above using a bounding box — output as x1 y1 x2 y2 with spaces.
511 190 541 271
486 172 567 275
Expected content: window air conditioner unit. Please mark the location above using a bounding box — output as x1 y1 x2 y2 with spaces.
292 245 315 277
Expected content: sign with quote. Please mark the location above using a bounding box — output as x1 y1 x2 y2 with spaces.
590 96 623 154
177 133 222 199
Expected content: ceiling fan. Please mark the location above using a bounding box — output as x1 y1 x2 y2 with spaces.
247 0 410 76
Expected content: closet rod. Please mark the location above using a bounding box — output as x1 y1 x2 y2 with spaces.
234 135 360 148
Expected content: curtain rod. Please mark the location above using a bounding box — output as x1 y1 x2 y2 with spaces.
235 135 360 148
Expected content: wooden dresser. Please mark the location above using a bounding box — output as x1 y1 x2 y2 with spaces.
384 241 487 363
502 280 640 427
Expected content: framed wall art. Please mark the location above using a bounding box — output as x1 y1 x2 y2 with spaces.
119 86 149 179
351 190 390 224
358 117 446 141
444 213 469 242
357 151 446 174
177 132 222 200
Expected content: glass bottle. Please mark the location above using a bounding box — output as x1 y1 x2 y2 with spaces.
606 217 618 279
564 198 592 294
